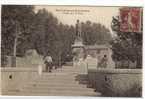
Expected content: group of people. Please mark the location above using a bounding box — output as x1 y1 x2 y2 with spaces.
85 54 108 68
43 53 108 72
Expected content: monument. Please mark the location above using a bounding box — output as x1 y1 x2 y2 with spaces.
72 20 85 66
72 20 115 69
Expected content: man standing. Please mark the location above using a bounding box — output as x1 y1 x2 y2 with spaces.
44 54 53 72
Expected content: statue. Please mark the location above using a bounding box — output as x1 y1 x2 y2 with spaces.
76 20 82 41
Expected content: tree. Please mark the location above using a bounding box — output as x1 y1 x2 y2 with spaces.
32 9 53 55
81 21 112 45
1 5 35 66
32 9 75 65
2 5 35 55
111 16 142 68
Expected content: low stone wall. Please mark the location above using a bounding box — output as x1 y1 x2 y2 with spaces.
0 67 38 94
88 68 142 97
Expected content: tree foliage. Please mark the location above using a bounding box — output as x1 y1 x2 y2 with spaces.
2 5 112 66
111 16 142 68
81 21 112 45
2 5 35 56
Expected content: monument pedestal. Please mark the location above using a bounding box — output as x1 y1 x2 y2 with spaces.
72 39 85 67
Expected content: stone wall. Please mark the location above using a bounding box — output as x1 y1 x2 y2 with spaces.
88 68 142 97
0 67 38 94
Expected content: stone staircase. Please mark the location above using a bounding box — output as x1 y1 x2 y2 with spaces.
3 66 101 96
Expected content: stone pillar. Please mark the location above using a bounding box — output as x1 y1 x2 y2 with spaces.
107 48 115 69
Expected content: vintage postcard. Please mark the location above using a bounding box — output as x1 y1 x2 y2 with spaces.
0 5 143 97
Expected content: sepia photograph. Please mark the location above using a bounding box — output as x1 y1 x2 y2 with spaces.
0 5 143 97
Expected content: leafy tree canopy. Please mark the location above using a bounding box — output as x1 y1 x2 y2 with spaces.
2 5 112 65
111 16 142 68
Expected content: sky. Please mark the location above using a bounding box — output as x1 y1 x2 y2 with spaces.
34 6 120 35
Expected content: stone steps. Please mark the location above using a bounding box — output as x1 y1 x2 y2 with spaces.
41 73 77 76
26 81 79 86
37 75 77 79
34 80 78 84
3 91 101 96
23 87 94 92
5 65 100 96
36 78 77 81
22 91 97 95
23 84 87 89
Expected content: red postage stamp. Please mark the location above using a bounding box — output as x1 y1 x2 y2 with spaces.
120 7 142 32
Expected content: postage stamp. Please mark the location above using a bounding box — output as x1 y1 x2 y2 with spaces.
120 7 142 33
